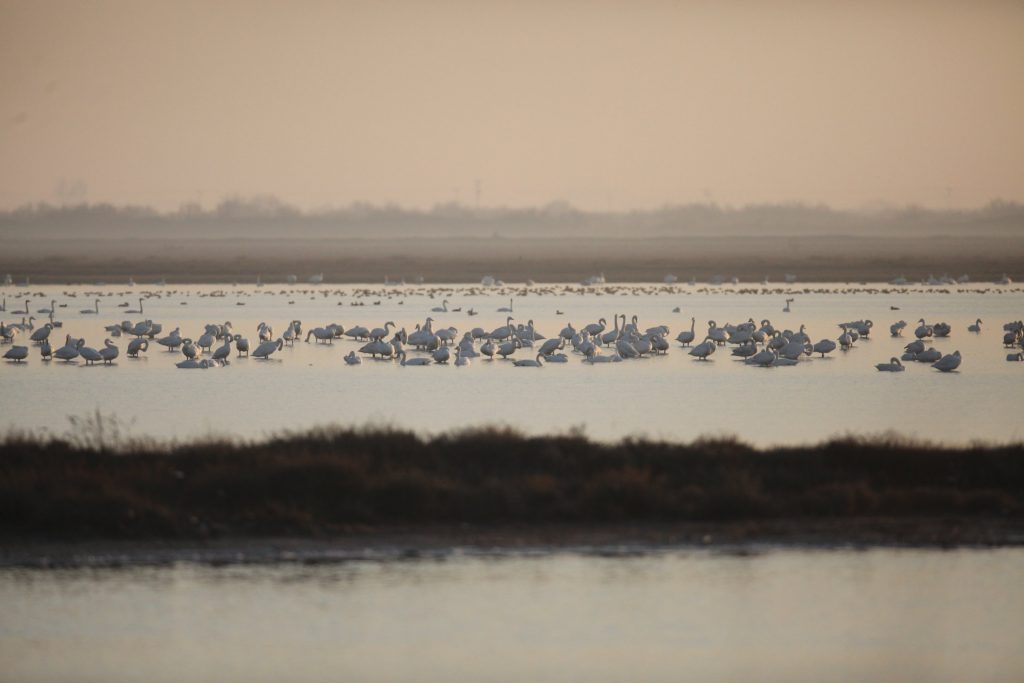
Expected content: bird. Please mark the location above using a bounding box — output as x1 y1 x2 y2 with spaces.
512 353 545 367
252 338 284 359
931 350 961 372
497 298 514 312
3 345 28 362
399 351 431 366
79 343 103 365
676 317 696 347
127 339 149 357
431 299 449 313
234 334 250 357
344 351 362 365
689 337 716 360
875 357 904 372
211 337 233 361
968 319 982 333
98 339 119 364
80 299 100 315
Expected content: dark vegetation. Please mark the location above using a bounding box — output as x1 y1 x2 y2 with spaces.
2 425 1023 543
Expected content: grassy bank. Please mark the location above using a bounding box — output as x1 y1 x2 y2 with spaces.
2 427 1023 545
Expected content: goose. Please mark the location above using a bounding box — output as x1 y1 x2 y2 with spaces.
181 338 200 360
211 337 233 361
127 339 149 357
344 350 362 365
890 320 907 337
431 299 449 313
512 353 544 367
497 298 514 312
39 340 52 360
3 345 28 362
30 323 53 343
812 339 837 357
875 357 904 372
968 319 982 333
234 334 249 357
252 338 284 359
79 299 100 315
98 339 119 364
689 336 717 360
931 350 961 372
399 351 431 366
54 336 83 362
79 343 103 365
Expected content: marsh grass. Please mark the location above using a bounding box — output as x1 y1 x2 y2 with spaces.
2 421 1022 540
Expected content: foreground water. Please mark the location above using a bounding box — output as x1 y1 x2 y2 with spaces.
0 547 1021 682
1 282 1022 444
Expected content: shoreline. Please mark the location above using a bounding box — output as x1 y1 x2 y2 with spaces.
4 519 1023 569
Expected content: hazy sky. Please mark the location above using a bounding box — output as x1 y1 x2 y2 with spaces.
2 0 1023 211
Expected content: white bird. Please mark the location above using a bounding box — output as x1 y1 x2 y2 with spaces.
431 299 449 313
689 337 716 360
39 340 52 360
914 319 933 339
344 350 362 365
211 337 233 361
399 351 431 366
432 346 451 364
127 339 149 357
931 350 961 372
916 347 942 363
79 343 103 365
30 323 53 343
181 338 200 360
3 345 28 362
252 338 284 359
454 346 470 366
512 353 544 367
98 339 119 364
80 299 99 315
305 327 334 344
497 339 520 359
158 328 183 351
876 357 904 372
676 317 696 347
812 339 836 357
234 334 250 357
890 320 907 337
127 298 144 314
54 336 83 362
968 319 982 333
497 298 514 313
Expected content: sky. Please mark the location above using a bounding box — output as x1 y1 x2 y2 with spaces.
1 0 1023 212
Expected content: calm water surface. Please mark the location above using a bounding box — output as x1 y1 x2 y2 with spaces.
1 547 1022 682
1 282 1022 444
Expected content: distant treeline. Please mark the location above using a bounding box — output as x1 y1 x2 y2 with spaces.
2 426 1021 542
3 198 1023 240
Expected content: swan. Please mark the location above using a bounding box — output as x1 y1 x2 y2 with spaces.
745 348 776 367
399 351 431 366
98 339 119 364
80 299 100 315
583 348 622 363
197 331 217 351
127 298 143 314
968 319 982 333
181 338 200 360
157 328 183 350
131 320 154 338
454 346 470 366
344 350 362 365
783 298 793 313
583 318 607 337
368 321 396 341
257 322 273 341
615 337 640 359
431 299 449 313
432 346 450 364
79 343 103 365
876 357 904 372
812 339 837 357
252 338 284 359
1007 352 1023 362
914 319 933 339
539 337 565 356
177 358 227 369
127 339 149 357
931 350 961 372
543 352 568 363
490 317 516 340
601 314 622 346
915 347 942 363
497 298 514 313
731 342 759 358
54 336 83 362
481 339 496 360
211 337 233 361
305 327 334 344
3 345 28 362
689 336 716 360
706 321 727 345
36 300 56 314
890 320 907 337
838 327 853 350
675 317 697 347
358 339 392 358
234 334 249 357
39 340 52 360
513 353 544 367
904 339 925 355
932 322 952 338
497 339 521 359
30 323 53 343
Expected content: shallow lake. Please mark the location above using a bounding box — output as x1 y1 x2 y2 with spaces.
1 547 1022 682
1 282 1022 445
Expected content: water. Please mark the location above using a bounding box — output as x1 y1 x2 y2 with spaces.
1 547 1021 682
1 283 1022 445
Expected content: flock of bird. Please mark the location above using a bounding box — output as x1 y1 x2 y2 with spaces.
4 291 1020 373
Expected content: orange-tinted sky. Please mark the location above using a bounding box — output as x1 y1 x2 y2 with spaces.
2 0 1022 211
